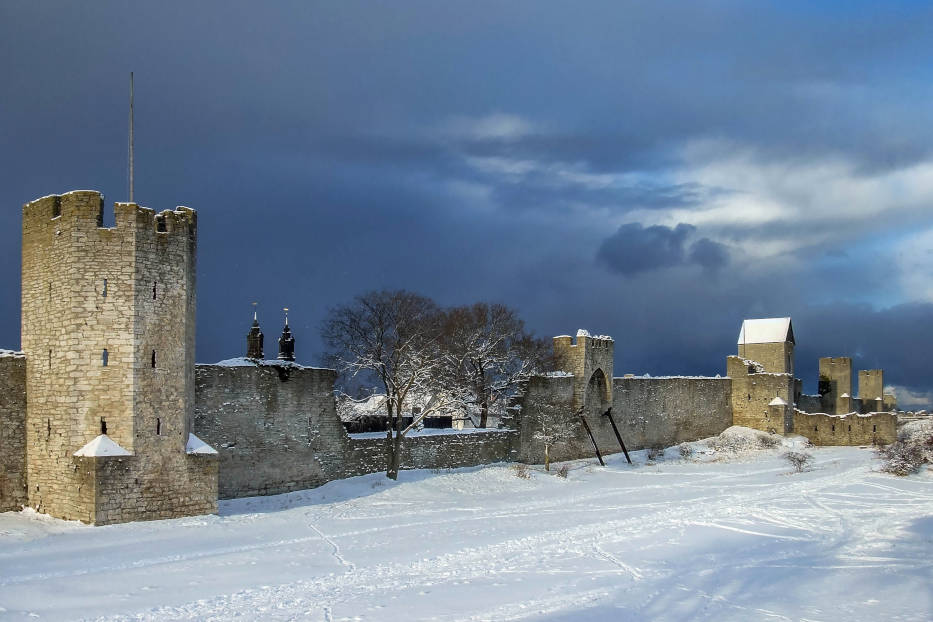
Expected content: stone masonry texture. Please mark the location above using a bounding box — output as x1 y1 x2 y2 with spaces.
0 353 27 511
194 363 516 499
20 191 216 524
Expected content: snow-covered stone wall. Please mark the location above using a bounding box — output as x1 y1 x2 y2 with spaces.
515 372 733 463
0 352 26 512
609 376 733 448
194 363 517 499
793 410 896 446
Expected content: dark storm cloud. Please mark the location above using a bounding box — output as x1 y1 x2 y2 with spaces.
596 223 729 276
1 1 932 408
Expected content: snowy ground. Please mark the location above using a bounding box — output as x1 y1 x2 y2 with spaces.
1 433 931 621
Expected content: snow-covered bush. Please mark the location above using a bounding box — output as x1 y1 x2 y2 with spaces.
678 442 693 459
757 433 781 449
878 420 933 476
646 446 663 462
555 464 569 479
511 463 531 479
783 451 813 473
710 426 785 455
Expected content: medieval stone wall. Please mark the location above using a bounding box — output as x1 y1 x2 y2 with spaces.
20 191 216 524
0 353 27 512
727 356 795 434
609 376 733 448
515 373 732 464
793 411 896 446
194 364 351 498
737 342 794 375
194 363 516 499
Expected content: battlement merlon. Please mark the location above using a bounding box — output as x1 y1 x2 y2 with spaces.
22 190 196 237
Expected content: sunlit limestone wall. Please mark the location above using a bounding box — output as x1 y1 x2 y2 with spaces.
738 341 794 376
727 356 795 434
609 376 732 448
0 353 27 511
553 333 614 412
793 411 896 446
515 372 732 464
21 191 216 524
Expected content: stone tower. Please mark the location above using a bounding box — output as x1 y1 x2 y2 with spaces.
737 317 795 376
552 330 614 415
21 190 217 525
246 311 264 359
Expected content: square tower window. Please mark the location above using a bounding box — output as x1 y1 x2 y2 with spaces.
156 418 161 435
153 282 157 300
100 419 107 435
101 278 107 297
151 350 156 368
102 349 109 366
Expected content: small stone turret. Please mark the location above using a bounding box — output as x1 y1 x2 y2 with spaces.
277 309 295 361
246 311 264 359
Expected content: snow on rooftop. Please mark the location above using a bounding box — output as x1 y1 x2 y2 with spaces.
0 349 24 358
840 393 850 398
573 329 613 341
769 397 788 406
737 317 794 345
211 357 306 369
186 433 218 455
73 435 131 457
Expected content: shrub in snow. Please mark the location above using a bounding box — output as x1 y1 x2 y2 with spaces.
646 446 664 462
511 463 531 479
678 443 694 459
783 451 813 473
555 464 569 479
711 426 782 455
757 433 781 449
878 436 931 476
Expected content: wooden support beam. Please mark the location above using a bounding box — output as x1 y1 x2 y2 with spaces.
577 408 605 466
604 407 632 464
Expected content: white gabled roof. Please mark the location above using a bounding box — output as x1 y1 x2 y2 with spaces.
769 397 787 406
186 433 218 455
737 317 795 345
74 435 132 457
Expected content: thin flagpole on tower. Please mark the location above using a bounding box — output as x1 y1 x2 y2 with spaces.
129 72 134 203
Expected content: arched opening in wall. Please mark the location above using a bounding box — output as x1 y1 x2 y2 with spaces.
101 278 107 297
156 418 161 435
101 349 109 366
151 350 156 368
584 368 610 417
152 282 157 300
100 419 107 435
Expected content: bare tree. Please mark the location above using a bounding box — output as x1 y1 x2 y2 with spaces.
442 303 552 428
532 402 579 471
322 290 451 479
782 451 813 473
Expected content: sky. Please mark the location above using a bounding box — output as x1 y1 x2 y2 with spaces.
1 1 931 408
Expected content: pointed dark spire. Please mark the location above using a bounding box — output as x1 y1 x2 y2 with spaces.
277 307 295 361
246 303 264 359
